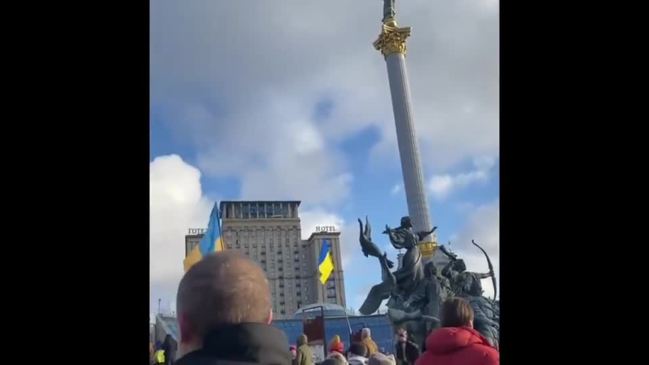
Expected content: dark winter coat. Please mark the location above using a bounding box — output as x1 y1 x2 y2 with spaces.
175 323 291 365
395 340 420 365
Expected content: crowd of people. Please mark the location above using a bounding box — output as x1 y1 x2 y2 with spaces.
151 251 499 365
150 334 177 365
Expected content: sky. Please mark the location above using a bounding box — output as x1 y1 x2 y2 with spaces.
150 0 499 318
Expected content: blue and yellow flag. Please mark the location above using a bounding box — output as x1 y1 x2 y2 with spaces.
183 202 224 272
318 240 334 285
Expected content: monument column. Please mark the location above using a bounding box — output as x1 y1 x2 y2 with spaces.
374 3 444 266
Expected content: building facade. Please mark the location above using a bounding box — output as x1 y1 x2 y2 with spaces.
184 201 346 319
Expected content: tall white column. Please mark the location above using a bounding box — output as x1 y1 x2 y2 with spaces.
375 18 445 266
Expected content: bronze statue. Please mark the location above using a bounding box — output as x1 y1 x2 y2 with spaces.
440 243 499 348
358 216 432 315
441 259 493 297
357 215 500 349
357 216 442 348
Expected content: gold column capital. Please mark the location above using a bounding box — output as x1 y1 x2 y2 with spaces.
419 241 438 259
373 18 412 57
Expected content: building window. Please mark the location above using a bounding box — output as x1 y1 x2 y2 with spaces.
235 204 241 218
296 283 301 287
282 204 288 218
280 292 285 297
280 310 285 314
296 292 301 296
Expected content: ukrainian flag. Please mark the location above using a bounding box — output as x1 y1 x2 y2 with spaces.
183 202 224 272
318 240 334 285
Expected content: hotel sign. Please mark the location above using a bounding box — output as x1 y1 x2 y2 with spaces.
188 228 206 235
315 226 337 233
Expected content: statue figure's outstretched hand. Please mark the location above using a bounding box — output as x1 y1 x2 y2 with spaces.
383 224 391 234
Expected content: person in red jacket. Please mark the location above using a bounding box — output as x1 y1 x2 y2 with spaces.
415 297 498 365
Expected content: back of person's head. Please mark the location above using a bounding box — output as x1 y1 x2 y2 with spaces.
440 297 474 328
369 353 396 365
176 251 272 341
361 328 371 339
322 355 346 365
348 342 368 357
328 351 347 363
297 334 308 346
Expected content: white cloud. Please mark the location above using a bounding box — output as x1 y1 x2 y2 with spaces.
429 175 455 199
390 183 402 196
449 200 499 299
150 154 214 315
151 0 498 194
428 156 497 199
151 0 499 309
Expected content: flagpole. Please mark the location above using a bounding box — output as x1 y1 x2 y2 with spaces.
216 201 225 249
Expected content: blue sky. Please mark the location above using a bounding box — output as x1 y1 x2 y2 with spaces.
150 0 499 316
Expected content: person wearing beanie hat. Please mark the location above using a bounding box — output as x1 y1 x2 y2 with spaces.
329 335 345 355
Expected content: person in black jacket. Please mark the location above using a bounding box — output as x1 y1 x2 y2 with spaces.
174 251 291 365
394 329 419 365
162 334 177 365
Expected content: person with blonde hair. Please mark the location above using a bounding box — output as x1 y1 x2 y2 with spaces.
360 328 378 357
